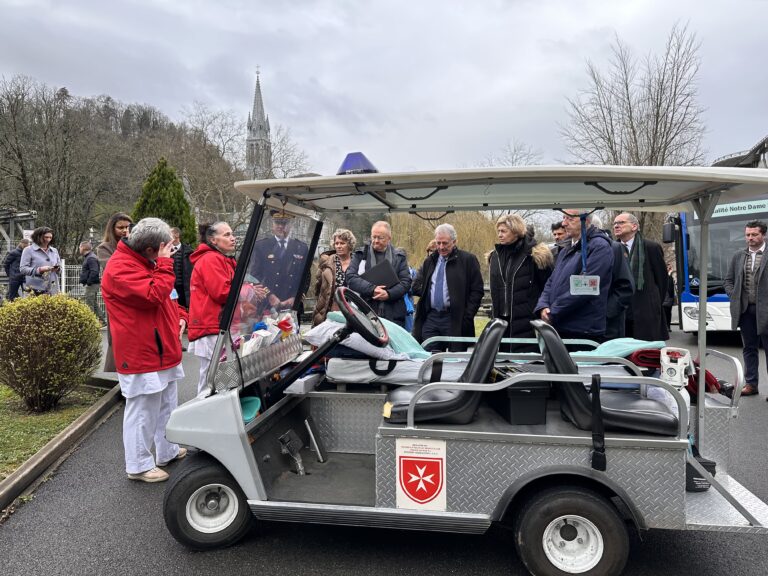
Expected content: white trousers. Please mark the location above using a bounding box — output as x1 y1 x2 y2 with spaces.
122 382 180 474
197 354 212 396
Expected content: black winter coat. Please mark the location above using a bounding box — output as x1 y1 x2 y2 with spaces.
489 237 553 342
172 242 194 308
412 247 484 350
79 251 101 286
3 247 24 281
346 244 412 327
626 238 669 341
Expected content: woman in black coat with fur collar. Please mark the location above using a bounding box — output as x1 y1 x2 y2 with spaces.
488 214 554 350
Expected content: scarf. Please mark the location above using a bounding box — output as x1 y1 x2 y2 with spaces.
334 254 345 289
360 242 396 273
629 233 646 291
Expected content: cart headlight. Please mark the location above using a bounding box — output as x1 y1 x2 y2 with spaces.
683 306 713 321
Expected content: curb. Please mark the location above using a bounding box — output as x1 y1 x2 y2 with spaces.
0 383 123 512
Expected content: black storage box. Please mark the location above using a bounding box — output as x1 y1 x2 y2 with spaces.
686 452 716 492
489 382 549 425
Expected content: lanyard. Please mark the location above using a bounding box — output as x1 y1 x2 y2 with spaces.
580 213 588 274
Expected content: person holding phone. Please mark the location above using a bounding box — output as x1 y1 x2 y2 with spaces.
19 227 61 296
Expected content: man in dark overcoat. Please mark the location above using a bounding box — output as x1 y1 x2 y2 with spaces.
612 213 669 341
412 223 484 351
724 220 768 397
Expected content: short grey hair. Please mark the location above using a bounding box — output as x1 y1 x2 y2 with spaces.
204 221 229 243
434 223 457 242
371 221 391 236
124 217 172 253
80 241 93 250
620 212 640 227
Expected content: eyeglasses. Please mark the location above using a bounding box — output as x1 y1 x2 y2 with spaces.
613 220 629 226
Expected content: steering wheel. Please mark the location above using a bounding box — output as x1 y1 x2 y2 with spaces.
334 287 389 348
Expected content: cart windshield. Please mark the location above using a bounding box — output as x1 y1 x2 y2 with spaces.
228 208 319 340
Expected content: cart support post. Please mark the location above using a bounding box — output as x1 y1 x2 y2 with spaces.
692 192 720 448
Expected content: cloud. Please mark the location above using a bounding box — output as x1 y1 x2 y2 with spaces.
0 0 766 174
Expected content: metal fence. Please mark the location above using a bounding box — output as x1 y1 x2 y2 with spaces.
60 261 106 318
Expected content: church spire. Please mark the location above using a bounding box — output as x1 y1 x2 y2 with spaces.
249 70 269 141
246 69 273 179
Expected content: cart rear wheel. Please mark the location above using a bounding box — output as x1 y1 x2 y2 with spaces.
513 486 628 576
164 454 252 550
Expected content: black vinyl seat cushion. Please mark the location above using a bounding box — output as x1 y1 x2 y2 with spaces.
384 318 508 425
530 320 679 436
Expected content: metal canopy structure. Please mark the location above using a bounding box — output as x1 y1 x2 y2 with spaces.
0 208 36 254
235 165 768 215
236 164 768 446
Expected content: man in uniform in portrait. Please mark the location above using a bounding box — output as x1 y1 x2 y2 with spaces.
249 209 309 313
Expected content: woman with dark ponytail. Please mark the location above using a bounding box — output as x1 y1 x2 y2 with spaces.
188 222 238 396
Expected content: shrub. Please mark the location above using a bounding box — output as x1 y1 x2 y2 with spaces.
0 295 101 412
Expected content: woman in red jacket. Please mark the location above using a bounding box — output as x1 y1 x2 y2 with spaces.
188 222 238 395
101 217 188 483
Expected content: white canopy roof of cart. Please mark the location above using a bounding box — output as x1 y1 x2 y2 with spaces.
235 165 768 215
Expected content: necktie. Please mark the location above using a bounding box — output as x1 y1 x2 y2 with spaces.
433 257 445 311
277 240 286 257
623 243 630 257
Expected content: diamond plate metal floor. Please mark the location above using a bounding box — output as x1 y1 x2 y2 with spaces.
685 474 768 533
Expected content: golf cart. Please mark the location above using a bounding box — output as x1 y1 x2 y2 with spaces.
164 166 768 576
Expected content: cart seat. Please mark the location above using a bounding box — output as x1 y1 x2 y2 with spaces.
531 320 679 436
383 318 507 424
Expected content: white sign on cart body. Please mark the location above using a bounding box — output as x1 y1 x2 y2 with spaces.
396 438 446 511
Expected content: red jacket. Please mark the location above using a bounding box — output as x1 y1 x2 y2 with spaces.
188 243 236 341
101 241 188 375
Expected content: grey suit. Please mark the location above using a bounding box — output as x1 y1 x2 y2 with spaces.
724 245 768 389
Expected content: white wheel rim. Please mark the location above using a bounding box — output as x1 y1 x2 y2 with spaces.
185 483 239 534
542 514 604 574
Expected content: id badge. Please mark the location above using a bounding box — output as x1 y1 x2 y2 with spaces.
569 275 600 296
170 288 179 300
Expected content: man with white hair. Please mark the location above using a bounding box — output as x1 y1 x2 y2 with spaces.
413 223 484 351
535 209 614 342
101 217 188 483
347 220 412 327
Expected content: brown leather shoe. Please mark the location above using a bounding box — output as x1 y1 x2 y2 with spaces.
741 384 758 396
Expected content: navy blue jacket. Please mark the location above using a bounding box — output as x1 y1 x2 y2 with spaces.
3 247 24 280
535 226 614 336
80 251 101 285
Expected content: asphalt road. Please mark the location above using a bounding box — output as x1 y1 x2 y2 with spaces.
1 328 768 576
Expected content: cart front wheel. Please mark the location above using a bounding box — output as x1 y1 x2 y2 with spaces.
164 454 252 550
513 486 629 576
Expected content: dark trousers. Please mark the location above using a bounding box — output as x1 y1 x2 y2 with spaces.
739 304 768 388
7 278 23 301
557 329 606 352
421 309 452 352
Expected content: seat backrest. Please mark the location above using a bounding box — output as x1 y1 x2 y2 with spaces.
459 318 508 384
530 320 593 429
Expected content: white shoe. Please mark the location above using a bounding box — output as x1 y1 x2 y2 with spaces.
127 467 169 483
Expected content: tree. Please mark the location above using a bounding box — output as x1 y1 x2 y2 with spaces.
132 158 196 244
561 24 706 238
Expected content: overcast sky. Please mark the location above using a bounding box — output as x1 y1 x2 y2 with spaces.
1 0 766 175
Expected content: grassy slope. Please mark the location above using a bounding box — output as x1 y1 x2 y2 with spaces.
0 385 105 481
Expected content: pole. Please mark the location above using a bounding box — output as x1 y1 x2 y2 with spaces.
693 192 720 447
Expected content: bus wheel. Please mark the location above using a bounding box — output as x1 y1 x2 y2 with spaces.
513 486 629 576
163 454 252 550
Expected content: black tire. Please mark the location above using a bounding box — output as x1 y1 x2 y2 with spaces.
163 453 253 550
513 486 629 576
